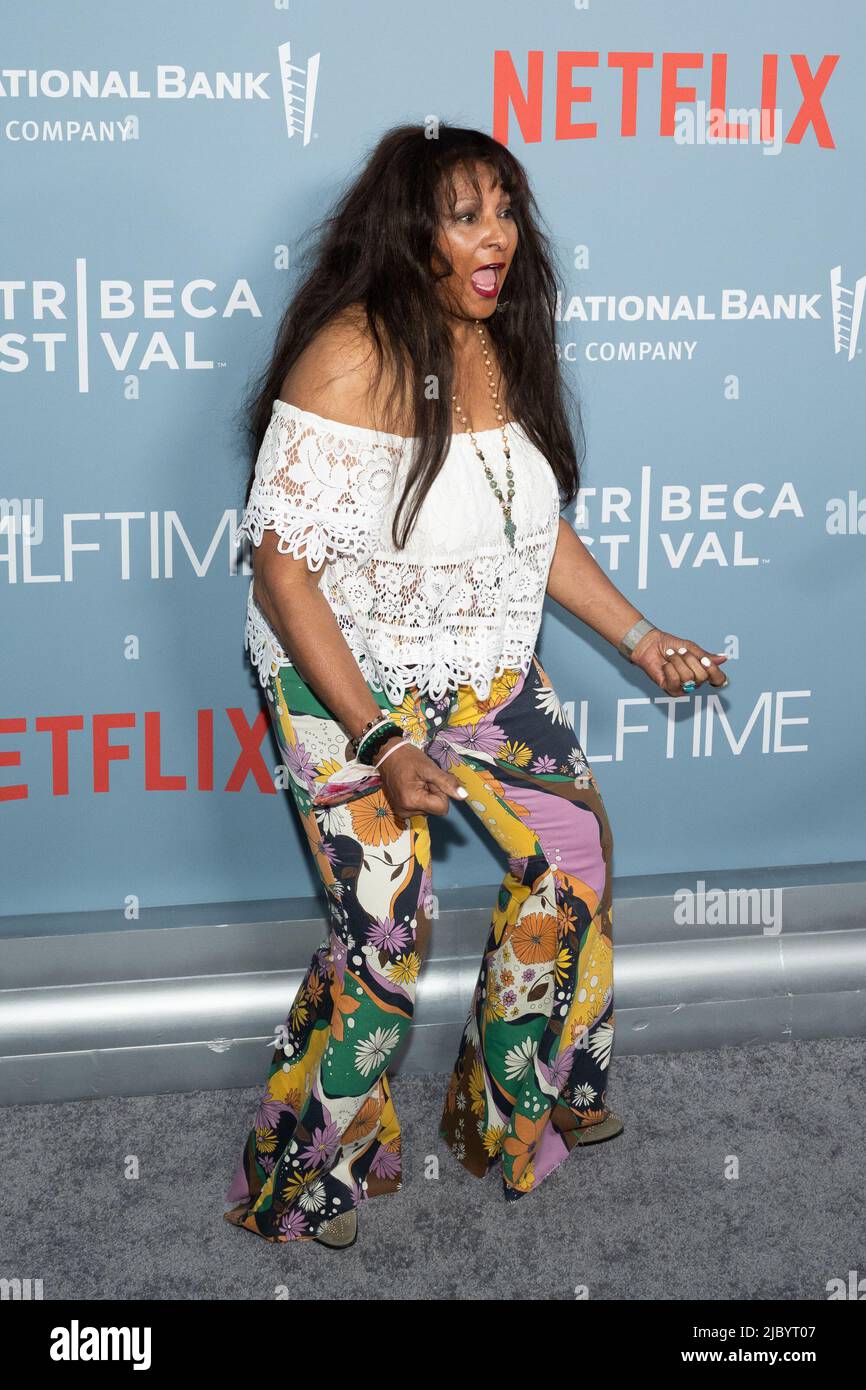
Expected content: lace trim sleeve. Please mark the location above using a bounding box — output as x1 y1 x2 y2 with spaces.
233 401 404 571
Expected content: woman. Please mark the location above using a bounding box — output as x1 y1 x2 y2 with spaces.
223 123 728 1251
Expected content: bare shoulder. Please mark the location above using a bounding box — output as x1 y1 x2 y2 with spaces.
278 303 409 435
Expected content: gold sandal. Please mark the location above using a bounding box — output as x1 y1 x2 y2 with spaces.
313 1208 359 1249
573 1111 624 1145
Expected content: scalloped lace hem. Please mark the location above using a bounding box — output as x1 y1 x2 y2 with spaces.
233 504 377 572
242 592 537 705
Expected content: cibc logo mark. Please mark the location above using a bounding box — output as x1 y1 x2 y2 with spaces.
277 41 320 145
830 265 865 361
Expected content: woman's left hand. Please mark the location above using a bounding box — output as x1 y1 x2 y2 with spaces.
628 627 729 695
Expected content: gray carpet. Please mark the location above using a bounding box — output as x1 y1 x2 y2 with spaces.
2 1037 863 1300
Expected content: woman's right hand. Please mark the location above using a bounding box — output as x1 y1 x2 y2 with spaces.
373 737 467 818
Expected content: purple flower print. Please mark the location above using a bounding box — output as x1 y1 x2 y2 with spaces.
369 1146 402 1179
367 916 411 953
318 839 339 867
329 931 347 981
503 989 517 1008
442 717 508 759
540 1044 575 1091
255 1098 295 1131
522 967 536 983
284 740 318 794
531 754 558 774
419 865 434 916
300 1122 341 1169
278 1209 309 1240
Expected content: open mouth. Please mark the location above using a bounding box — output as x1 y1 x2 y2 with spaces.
469 262 505 299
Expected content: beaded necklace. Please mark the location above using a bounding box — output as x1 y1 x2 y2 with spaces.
451 319 516 549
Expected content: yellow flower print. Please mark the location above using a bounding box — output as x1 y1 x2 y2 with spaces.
499 739 533 768
484 983 506 1022
280 1167 324 1205
388 693 427 743
349 789 406 846
515 1162 536 1192
482 1125 506 1157
289 991 309 1032
254 1126 277 1154
386 951 421 985
315 757 343 789
265 1027 328 1105
554 945 573 986
468 1059 486 1117
486 668 523 707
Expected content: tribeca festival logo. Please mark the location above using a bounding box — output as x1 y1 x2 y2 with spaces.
0 42 320 146
571 466 803 590
0 260 262 389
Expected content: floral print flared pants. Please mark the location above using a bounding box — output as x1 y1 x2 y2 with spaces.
224 652 615 1242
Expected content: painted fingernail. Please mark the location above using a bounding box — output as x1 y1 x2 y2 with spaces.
457 786 469 798
665 648 675 657
700 656 712 667
677 647 688 655
683 680 696 692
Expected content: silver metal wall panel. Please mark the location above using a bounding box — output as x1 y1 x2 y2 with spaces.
1 867 864 1106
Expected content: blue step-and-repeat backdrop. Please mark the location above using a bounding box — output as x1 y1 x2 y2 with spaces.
2 1 864 920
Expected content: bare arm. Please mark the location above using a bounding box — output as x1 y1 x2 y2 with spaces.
253 534 388 747
545 516 643 648
249 312 466 814
545 516 729 693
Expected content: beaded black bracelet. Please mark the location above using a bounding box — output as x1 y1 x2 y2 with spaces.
356 720 405 766
350 713 391 754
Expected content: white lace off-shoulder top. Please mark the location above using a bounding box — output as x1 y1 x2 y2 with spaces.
233 399 563 705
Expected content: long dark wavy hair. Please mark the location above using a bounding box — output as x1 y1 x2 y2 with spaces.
239 122 584 549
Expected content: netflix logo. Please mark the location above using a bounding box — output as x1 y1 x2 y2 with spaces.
0 708 281 800
493 51 839 150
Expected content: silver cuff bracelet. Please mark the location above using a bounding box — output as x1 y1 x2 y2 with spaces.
617 617 656 659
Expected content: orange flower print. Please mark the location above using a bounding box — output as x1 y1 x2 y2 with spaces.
556 901 577 939
306 973 325 1009
349 789 406 846
343 1094 382 1143
511 912 558 964
329 972 361 1043
503 1111 548 1188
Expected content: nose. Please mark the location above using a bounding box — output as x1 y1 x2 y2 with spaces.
480 218 504 250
